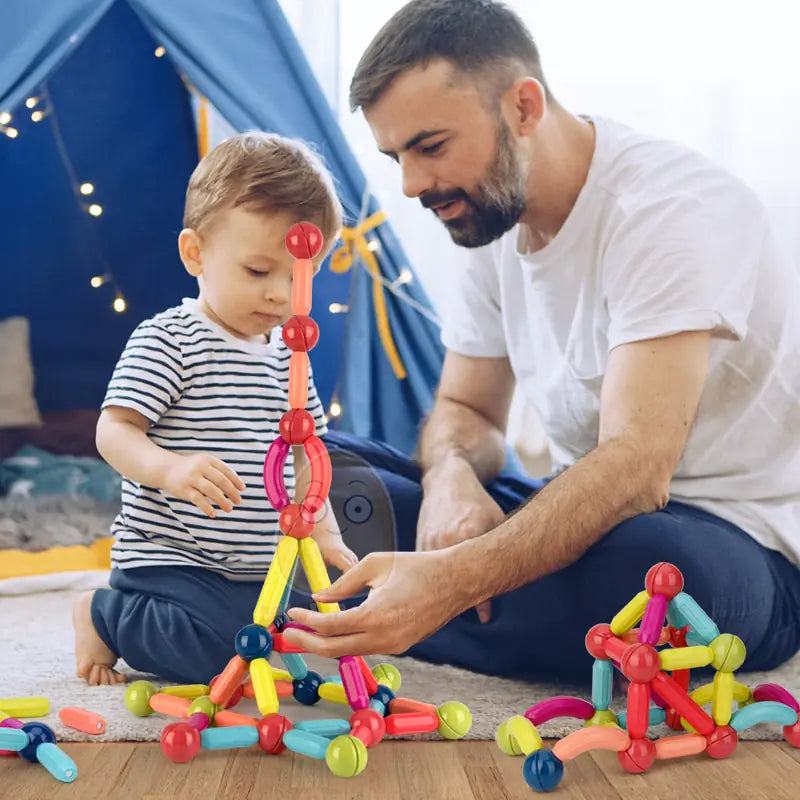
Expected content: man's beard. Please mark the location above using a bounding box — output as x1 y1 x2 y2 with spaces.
421 123 527 248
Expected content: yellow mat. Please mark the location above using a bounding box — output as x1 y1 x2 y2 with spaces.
0 538 112 580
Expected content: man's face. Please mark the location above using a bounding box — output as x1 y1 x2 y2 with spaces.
365 60 527 248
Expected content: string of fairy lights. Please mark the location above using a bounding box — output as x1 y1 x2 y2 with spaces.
2 84 128 313
2 42 439 422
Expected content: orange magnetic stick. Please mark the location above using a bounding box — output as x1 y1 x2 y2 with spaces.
149 694 190 718
58 706 106 734
291 258 313 315
388 697 436 715
288 352 309 409
213 709 259 728
209 655 249 706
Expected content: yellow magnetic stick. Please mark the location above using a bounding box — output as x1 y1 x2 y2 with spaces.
299 537 340 613
712 671 734 725
160 684 210 700
609 590 650 635
318 682 348 705
269 665 293 682
250 658 279 716
253 536 299 626
659 645 713 671
499 715 543 756
0 711 8 723
0 697 50 718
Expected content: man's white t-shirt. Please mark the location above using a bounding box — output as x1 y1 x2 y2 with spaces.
441 115 800 565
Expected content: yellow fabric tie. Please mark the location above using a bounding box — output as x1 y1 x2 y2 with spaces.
196 96 210 157
330 211 407 379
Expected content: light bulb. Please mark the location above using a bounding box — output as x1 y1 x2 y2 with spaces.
367 239 381 252
398 268 413 284
25 97 38 109
31 110 43 122
0 111 10 125
88 204 103 217
154 46 166 57
328 302 349 314
113 296 127 313
329 401 342 418
90 275 105 288
4 127 18 138
80 183 94 195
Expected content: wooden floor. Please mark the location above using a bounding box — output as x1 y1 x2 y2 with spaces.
2 740 799 799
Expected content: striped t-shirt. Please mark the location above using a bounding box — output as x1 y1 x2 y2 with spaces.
102 298 327 578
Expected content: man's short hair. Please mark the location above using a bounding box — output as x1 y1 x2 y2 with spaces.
183 132 342 243
349 0 552 113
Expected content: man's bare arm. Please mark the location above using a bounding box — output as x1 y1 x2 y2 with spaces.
455 329 712 600
417 350 515 485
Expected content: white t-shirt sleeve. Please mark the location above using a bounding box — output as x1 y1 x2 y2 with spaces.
440 243 508 358
102 319 183 423
603 189 765 350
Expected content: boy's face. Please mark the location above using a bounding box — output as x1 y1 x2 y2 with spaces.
182 208 323 341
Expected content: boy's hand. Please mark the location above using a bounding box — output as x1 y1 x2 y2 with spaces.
162 454 246 518
312 525 358 573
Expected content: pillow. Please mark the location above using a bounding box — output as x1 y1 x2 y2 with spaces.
0 317 42 429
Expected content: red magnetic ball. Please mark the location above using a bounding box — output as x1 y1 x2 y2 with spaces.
784 720 800 747
585 623 614 659
286 221 323 259
282 315 320 352
279 409 315 444
617 737 655 774
279 503 314 538
209 674 243 709
257 714 293 754
350 708 386 748
645 562 684 599
705 725 738 759
161 722 201 763
621 642 661 683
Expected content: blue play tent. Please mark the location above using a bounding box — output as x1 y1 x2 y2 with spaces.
0 0 444 454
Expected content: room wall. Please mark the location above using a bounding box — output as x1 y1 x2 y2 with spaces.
281 0 799 474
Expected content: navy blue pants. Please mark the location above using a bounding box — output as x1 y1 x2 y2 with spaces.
92 431 800 684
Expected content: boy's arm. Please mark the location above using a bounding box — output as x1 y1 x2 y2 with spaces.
96 406 176 488
97 405 244 517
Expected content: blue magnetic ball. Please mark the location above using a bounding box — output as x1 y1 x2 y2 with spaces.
293 670 323 705
234 624 273 661
522 750 564 792
19 723 56 763
371 685 395 711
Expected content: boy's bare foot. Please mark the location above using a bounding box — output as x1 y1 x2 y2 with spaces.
73 591 127 686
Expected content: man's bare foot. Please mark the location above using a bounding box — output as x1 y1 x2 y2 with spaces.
72 591 127 686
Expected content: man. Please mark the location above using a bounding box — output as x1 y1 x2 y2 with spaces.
285 0 800 680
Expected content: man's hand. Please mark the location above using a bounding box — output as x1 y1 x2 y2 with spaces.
283 550 470 657
162 454 245 518
417 457 504 622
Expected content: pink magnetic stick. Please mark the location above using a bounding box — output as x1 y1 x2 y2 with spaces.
339 656 369 710
639 594 668 645
263 438 290 510
753 683 799 712
525 696 594 725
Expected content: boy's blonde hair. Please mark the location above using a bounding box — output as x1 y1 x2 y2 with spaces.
183 132 343 246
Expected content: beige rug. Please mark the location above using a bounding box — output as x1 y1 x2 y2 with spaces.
1 589 799 743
